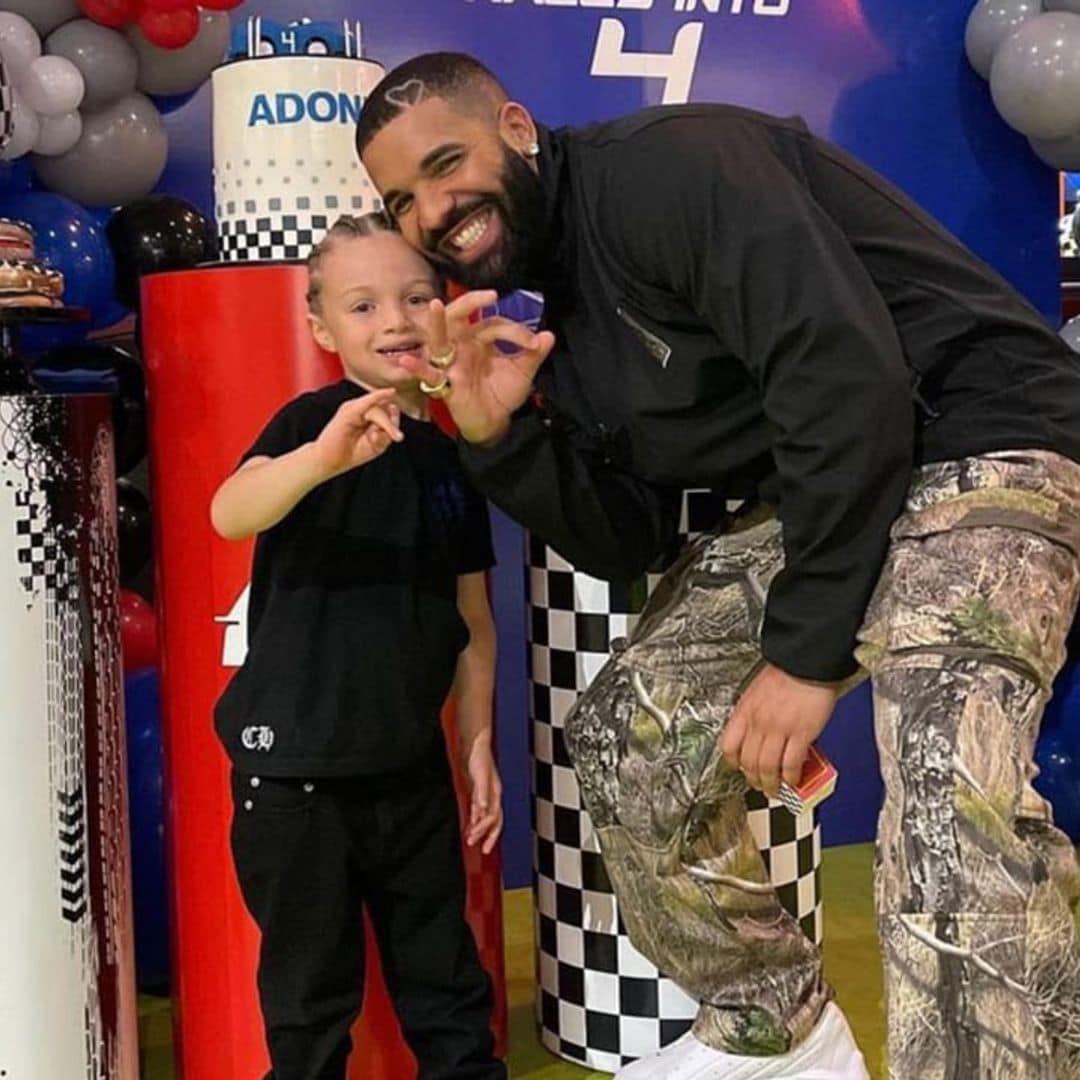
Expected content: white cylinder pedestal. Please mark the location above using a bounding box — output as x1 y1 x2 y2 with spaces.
0 394 138 1079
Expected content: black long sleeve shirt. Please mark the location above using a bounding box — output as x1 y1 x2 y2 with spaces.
461 104 1080 681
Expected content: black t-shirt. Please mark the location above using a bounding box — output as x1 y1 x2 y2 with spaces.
215 380 495 777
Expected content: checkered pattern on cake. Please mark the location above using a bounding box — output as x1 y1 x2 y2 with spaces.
529 491 822 1069
218 213 328 262
14 486 74 600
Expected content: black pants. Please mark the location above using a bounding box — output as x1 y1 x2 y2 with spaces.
230 748 505 1080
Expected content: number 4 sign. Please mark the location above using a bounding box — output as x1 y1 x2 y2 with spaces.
590 17 703 104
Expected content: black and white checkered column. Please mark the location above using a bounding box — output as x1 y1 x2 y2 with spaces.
0 57 12 156
529 492 823 1073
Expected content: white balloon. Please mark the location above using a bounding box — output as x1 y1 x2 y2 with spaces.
20 54 84 116
0 87 40 161
0 11 40 85
33 108 81 156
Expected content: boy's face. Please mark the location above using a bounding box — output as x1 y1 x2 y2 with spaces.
308 231 439 389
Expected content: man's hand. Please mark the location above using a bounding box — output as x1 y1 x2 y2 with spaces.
312 387 402 478
721 662 841 796
400 292 556 446
462 734 503 855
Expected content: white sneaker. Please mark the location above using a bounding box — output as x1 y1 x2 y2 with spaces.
613 1003 869 1079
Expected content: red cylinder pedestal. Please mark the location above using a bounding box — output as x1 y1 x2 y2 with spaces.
140 264 506 1079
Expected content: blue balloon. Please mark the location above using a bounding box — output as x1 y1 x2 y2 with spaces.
84 205 127 327
124 666 169 993
0 191 127 350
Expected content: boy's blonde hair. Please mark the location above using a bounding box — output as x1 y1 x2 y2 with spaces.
305 211 397 313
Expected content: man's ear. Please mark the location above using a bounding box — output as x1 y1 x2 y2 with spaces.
497 100 539 158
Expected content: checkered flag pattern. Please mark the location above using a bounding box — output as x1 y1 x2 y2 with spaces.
14 489 76 602
0 58 12 156
529 491 823 1071
218 213 326 262
214 190 380 263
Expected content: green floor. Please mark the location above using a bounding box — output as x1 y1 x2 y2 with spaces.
140 843 884 1079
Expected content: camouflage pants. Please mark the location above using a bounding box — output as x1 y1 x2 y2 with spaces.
563 450 1080 1074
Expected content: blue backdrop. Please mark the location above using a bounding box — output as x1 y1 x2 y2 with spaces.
146 0 1060 886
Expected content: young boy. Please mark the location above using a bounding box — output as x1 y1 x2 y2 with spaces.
211 213 507 1080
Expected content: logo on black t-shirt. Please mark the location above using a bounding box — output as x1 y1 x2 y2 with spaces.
241 725 275 752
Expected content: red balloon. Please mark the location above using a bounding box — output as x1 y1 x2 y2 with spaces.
137 5 199 48
195 0 243 8
119 589 159 673
142 0 193 10
79 0 139 27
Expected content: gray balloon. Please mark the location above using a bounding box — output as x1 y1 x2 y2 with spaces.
1062 315 1080 352
1030 131 1080 169
46 20 137 113
30 92 167 207
0 0 79 37
1047 0 1080 12
991 13 1080 139
965 0 1043 80
127 10 230 97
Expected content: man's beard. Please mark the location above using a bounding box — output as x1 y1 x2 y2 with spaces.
421 146 546 293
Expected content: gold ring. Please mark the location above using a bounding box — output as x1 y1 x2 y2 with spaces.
429 344 457 370
419 372 451 399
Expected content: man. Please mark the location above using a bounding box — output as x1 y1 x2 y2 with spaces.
356 52 1080 1079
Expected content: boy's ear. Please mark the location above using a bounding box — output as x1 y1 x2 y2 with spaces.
308 312 335 353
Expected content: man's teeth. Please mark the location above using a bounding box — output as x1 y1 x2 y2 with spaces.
451 211 490 251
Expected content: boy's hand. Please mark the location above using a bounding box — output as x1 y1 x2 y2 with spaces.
313 387 403 478
462 735 503 855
